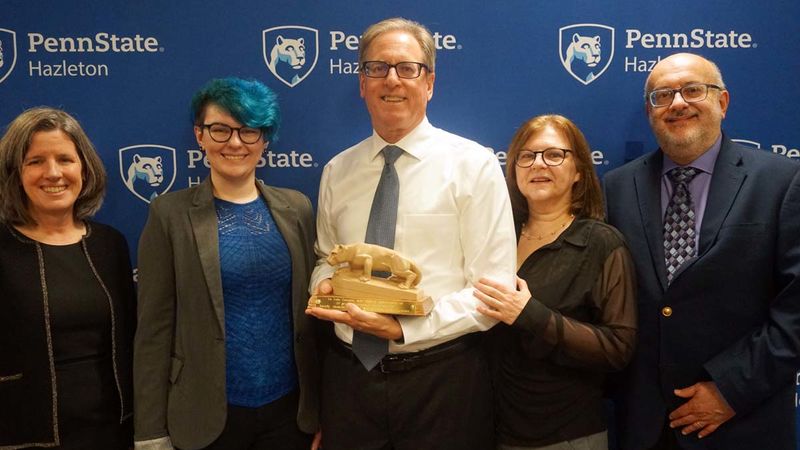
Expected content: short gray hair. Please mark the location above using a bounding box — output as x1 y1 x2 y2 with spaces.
359 17 436 72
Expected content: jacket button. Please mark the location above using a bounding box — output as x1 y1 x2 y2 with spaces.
661 306 673 317
295 334 302 343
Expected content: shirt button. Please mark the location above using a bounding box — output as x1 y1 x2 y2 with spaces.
661 306 673 317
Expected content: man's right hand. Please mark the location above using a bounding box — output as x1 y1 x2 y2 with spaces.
306 278 403 340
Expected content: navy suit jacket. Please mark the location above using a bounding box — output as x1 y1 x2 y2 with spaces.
604 136 800 450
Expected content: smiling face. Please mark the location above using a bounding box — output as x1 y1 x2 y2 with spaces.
646 53 729 164
194 103 266 185
21 130 83 223
359 30 435 143
515 125 580 215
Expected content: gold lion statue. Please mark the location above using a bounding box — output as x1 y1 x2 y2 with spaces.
327 243 421 289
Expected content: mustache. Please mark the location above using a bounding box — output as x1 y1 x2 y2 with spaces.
665 109 691 121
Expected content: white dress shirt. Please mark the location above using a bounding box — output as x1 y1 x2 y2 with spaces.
311 118 517 352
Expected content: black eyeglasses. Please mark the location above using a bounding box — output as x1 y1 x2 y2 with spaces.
647 83 723 108
201 123 263 144
515 148 572 167
361 61 430 79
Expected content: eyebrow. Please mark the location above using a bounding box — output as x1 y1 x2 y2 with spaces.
650 80 708 90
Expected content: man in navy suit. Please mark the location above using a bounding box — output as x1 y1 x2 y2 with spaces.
604 52 800 449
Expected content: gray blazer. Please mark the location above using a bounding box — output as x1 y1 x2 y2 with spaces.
133 178 320 449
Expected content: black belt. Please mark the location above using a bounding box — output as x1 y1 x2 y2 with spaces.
334 333 479 373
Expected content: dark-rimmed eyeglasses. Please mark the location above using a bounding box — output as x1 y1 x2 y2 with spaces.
515 148 572 167
201 123 263 144
361 61 430 79
647 83 723 108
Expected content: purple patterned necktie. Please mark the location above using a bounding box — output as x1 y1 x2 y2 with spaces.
663 166 699 284
352 145 403 370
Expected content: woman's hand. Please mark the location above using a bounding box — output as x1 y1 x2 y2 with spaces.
311 430 322 450
474 276 531 325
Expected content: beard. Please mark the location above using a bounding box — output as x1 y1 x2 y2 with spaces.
649 109 720 162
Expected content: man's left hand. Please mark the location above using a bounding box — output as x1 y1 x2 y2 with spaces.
668 381 735 438
306 303 403 340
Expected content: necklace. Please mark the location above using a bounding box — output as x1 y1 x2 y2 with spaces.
520 214 574 241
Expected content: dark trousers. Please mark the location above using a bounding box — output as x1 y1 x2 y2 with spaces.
57 419 131 450
320 335 494 450
198 390 312 450
648 418 682 450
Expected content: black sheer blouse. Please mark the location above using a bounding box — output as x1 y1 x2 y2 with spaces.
492 218 637 447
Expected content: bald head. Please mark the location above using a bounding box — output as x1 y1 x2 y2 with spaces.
645 53 725 95
644 53 730 164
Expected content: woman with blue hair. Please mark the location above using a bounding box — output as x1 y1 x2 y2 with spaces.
133 78 320 450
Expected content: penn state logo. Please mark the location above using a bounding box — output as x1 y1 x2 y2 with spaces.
559 24 615 85
118 144 176 203
731 139 761 149
262 26 318 88
0 28 18 84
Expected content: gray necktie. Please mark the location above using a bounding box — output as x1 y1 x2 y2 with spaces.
663 166 699 284
352 145 402 370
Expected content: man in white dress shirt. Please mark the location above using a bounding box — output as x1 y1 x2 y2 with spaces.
306 17 516 450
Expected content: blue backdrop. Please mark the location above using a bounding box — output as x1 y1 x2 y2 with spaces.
2 0 799 445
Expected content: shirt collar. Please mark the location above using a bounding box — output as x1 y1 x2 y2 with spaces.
561 219 592 248
533 218 592 250
369 117 434 162
662 133 722 176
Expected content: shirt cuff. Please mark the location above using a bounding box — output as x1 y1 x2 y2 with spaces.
512 296 550 333
134 436 174 450
310 264 337 294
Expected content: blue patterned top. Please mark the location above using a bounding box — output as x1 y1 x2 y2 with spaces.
215 196 296 407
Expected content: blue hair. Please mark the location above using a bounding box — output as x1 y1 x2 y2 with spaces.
190 77 281 141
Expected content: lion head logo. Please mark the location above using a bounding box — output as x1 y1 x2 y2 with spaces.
262 26 319 88
567 34 601 69
559 24 615 86
126 155 164 189
118 144 176 204
270 36 306 70
0 28 18 84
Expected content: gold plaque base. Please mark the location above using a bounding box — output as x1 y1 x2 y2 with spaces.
308 269 433 316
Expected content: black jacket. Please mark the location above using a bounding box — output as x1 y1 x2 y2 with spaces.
0 222 136 448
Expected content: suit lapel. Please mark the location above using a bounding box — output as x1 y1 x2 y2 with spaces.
697 138 746 256
634 151 669 291
189 179 226 335
258 183 304 322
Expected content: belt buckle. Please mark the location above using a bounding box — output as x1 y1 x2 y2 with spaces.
379 354 402 374
379 352 424 373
